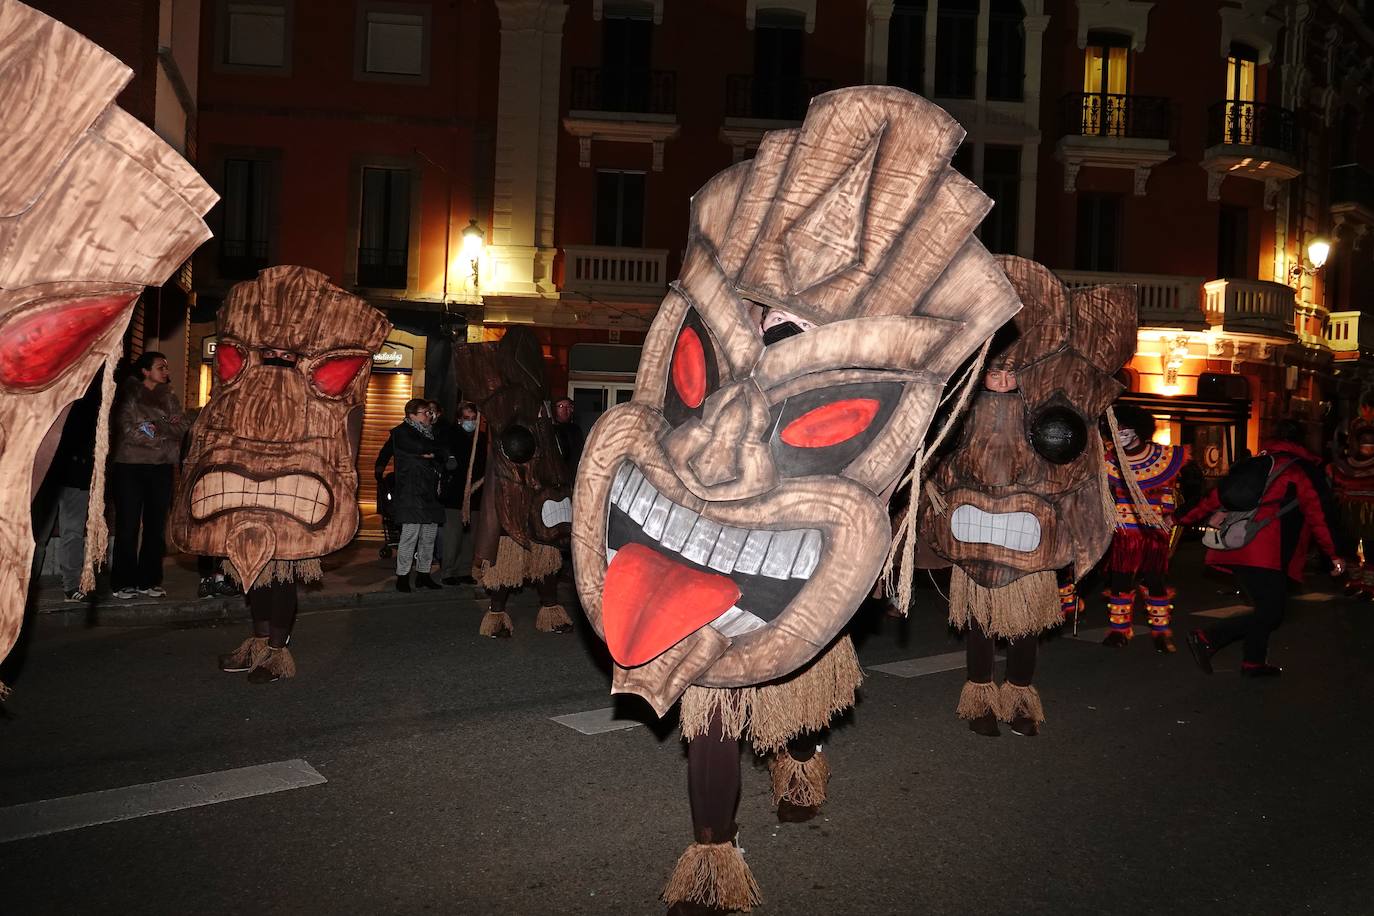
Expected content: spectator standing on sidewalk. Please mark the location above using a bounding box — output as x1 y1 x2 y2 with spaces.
552 396 584 474
110 352 187 599
439 401 485 585
391 398 446 592
1179 419 1346 677
31 379 101 603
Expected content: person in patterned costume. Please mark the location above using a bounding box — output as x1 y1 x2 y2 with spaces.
1102 403 1183 653
1331 403 1374 598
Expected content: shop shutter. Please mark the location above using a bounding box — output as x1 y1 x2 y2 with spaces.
357 371 412 527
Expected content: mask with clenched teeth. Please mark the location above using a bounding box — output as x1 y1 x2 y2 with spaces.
920 257 1137 587
573 87 1023 716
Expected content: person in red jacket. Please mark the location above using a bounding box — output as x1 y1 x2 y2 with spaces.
1178 420 1346 677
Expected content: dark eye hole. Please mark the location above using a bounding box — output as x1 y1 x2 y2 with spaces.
664 308 719 427
1029 405 1088 464
500 424 537 463
769 381 902 478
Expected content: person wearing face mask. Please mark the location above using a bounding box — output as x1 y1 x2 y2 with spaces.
439 401 485 585
390 399 448 592
1102 403 1184 653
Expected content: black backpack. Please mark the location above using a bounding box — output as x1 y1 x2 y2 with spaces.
1201 454 1298 551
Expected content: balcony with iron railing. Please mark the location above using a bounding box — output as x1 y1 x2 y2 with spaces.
561 245 668 300
569 67 676 116
1203 100 1301 205
1057 270 1208 330
1054 92 1174 195
1203 277 1297 341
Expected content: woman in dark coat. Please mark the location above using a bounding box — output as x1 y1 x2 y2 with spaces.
390 398 447 591
1179 421 1346 676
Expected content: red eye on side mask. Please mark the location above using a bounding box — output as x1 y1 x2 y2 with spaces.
671 327 706 408
215 342 246 383
0 294 137 389
310 354 369 397
781 398 880 448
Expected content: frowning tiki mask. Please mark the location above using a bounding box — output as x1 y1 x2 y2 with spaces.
170 267 390 588
573 87 1022 715
921 257 1137 588
0 0 215 667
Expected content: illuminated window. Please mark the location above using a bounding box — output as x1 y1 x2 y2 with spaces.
1223 44 1258 144
1081 31 1130 136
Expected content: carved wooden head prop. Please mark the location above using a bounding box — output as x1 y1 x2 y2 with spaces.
572 87 1022 715
921 257 1137 588
0 0 215 666
170 267 390 588
452 327 571 548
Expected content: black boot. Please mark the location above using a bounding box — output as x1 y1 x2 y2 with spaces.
415 573 442 590
396 574 411 593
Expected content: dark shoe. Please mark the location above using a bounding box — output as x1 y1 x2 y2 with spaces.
396 575 411 593
198 577 215 599
968 712 1000 737
458 575 476 585
1241 662 1283 678
414 573 443 590
776 799 821 822
1010 716 1039 737
1185 629 1214 675
214 577 242 597
247 646 296 683
1102 630 1130 648
1153 633 1177 654
441 577 461 586
219 636 268 673
64 589 91 604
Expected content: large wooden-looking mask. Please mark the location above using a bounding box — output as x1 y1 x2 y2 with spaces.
452 327 572 549
170 267 390 588
573 87 1023 715
920 257 1137 587
0 0 215 666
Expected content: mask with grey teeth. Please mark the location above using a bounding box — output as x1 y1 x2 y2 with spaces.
949 503 1042 552
606 462 823 636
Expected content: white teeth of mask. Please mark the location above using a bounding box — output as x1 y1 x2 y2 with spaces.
948 503 1042 553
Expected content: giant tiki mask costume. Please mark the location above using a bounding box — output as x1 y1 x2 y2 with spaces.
170 267 390 588
921 257 1137 622
0 0 215 667
573 87 1022 716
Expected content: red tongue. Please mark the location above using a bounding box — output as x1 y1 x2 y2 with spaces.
602 542 741 667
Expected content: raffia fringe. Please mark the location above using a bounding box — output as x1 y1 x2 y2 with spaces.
478 536 561 590
661 842 762 911
0 680 10 700
955 680 1000 720
1099 450 1120 532
534 604 573 632
80 356 117 593
259 645 297 679
226 559 320 588
999 683 1044 724
948 567 1061 639
224 636 270 670
769 750 830 807
679 636 863 754
478 610 513 637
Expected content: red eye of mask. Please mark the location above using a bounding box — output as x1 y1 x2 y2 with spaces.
215 343 245 383
780 398 881 448
311 354 368 396
0 294 137 389
671 327 706 408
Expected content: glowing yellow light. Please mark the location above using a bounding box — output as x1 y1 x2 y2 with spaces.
1308 238 1331 269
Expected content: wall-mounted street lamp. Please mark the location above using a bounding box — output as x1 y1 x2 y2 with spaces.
461 219 484 291
1289 237 1331 284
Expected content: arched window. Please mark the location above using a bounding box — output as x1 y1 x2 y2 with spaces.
987 0 1024 102
887 0 926 95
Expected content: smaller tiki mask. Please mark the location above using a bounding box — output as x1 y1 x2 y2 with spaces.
921 257 1137 587
170 267 390 587
573 87 1023 715
452 327 571 548
0 0 215 666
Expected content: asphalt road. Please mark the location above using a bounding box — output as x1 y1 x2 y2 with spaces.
2 552 1371 915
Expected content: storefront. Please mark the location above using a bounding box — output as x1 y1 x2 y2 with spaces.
566 342 642 433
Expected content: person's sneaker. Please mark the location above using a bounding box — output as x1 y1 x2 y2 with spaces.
63 589 91 603
968 712 1000 737
213 577 242 597
414 573 443 590
1185 629 1215 675
1101 630 1131 648
198 577 216 599
137 586 166 598
111 588 139 599
1010 716 1040 737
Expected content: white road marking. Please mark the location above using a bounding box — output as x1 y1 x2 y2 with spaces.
1067 625 1147 642
0 758 325 844
551 707 644 735
1193 605 1250 619
869 651 966 678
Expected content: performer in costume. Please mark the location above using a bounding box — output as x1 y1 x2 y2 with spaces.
1102 403 1183 652
920 257 1137 737
170 267 390 682
452 327 575 638
1331 400 1374 598
0 0 215 684
572 87 1021 912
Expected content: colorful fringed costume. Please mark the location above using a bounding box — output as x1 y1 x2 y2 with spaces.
1331 412 1374 596
1103 406 1182 652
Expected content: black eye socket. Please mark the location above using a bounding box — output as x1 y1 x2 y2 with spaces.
1029 405 1087 465
500 424 536 463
